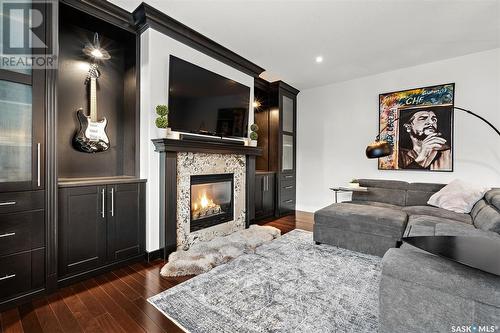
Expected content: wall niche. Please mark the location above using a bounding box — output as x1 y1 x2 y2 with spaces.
57 3 138 180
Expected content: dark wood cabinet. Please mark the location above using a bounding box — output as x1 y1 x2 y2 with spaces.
58 180 145 282
254 79 299 218
255 172 275 220
107 183 145 261
58 186 107 277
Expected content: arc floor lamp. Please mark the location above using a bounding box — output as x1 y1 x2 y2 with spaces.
366 107 500 159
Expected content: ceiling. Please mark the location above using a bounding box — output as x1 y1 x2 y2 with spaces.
110 0 500 90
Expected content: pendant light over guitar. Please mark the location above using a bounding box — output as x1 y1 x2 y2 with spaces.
83 33 110 60
366 107 500 158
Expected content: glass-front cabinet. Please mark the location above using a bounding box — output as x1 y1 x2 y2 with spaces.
0 71 44 191
280 92 296 173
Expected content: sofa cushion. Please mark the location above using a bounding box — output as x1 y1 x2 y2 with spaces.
485 188 500 209
314 203 407 238
351 179 408 206
403 215 474 237
402 205 472 224
342 200 403 210
382 248 500 308
473 204 500 234
405 182 445 206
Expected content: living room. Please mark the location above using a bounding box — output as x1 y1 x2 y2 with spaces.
0 0 499 332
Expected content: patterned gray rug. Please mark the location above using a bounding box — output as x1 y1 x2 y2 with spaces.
148 229 382 333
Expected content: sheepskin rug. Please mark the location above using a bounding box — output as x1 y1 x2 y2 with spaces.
160 225 281 277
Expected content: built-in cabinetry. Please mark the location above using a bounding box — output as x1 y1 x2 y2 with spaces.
55 3 145 285
0 24 46 306
254 79 299 219
58 180 145 283
255 172 275 220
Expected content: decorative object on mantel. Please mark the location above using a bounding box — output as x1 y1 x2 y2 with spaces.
155 104 171 137
149 230 381 333
160 225 280 277
372 83 455 171
249 123 259 146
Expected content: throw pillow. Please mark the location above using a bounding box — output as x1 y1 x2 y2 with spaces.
427 179 490 214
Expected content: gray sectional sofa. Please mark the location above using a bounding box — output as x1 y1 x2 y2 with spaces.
313 179 500 332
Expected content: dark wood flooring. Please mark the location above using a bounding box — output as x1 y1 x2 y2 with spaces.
0 212 314 333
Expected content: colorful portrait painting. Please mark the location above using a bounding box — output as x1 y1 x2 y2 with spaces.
378 83 454 171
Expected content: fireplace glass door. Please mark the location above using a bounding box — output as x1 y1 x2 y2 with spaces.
190 174 234 231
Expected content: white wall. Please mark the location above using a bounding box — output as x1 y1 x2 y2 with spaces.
141 29 254 252
297 48 500 212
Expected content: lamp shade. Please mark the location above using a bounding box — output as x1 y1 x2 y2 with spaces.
365 140 393 159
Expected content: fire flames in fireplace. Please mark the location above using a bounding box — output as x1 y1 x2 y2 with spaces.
190 173 234 231
192 192 222 220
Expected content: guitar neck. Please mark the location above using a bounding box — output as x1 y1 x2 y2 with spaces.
90 77 97 122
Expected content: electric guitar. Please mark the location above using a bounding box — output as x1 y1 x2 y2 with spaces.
73 64 110 153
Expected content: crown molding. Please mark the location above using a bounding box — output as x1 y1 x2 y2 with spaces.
133 3 265 78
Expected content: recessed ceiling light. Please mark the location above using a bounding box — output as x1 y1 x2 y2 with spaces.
315 56 323 63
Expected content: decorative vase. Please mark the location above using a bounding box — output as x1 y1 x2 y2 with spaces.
157 128 168 137
250 140 258 147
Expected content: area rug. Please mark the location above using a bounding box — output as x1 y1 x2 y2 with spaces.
160 225 281 277
149 229 382 333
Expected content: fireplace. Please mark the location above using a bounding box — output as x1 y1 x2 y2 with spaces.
190 173 234 232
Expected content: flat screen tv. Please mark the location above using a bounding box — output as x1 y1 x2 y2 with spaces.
168 55 250 138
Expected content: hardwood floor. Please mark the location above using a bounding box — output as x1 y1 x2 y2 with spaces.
0 212 314 333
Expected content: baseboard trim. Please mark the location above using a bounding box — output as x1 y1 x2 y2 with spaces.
145 248 164 262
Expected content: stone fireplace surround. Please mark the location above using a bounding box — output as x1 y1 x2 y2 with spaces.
152 138 262 258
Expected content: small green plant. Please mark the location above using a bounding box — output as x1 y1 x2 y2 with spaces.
350 178 359 184
155 105 169 128
250 123 259 132
249 123 258 141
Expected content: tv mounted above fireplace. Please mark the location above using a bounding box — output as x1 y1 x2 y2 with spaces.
168 55 250 138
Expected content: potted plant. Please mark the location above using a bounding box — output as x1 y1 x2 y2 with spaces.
348 178 360 188
249 123 259 147
155 104 170 137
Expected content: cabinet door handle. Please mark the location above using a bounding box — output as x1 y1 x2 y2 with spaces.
0 232 15 238
284 185 294 189
37 143 41 187
284 199 294 203
0 201 16 206
101 188 105 218
110 187 114 217
284 175 293 179
264 176 268 192
0 274 16 281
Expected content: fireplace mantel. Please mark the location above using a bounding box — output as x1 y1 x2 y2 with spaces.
152 138 262 156
153 138 261 258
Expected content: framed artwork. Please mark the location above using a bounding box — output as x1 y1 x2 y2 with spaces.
378 83 455 171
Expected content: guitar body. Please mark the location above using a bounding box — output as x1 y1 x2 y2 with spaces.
72 65 110 153
73 109 110 153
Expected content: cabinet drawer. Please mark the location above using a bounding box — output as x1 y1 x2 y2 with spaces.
281 173 295 181
0 252 31 300
0 211 45 256
280 198 295 215
280 187 296 201
0 191 44 214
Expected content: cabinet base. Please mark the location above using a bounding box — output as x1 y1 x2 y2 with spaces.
57 253 145 287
